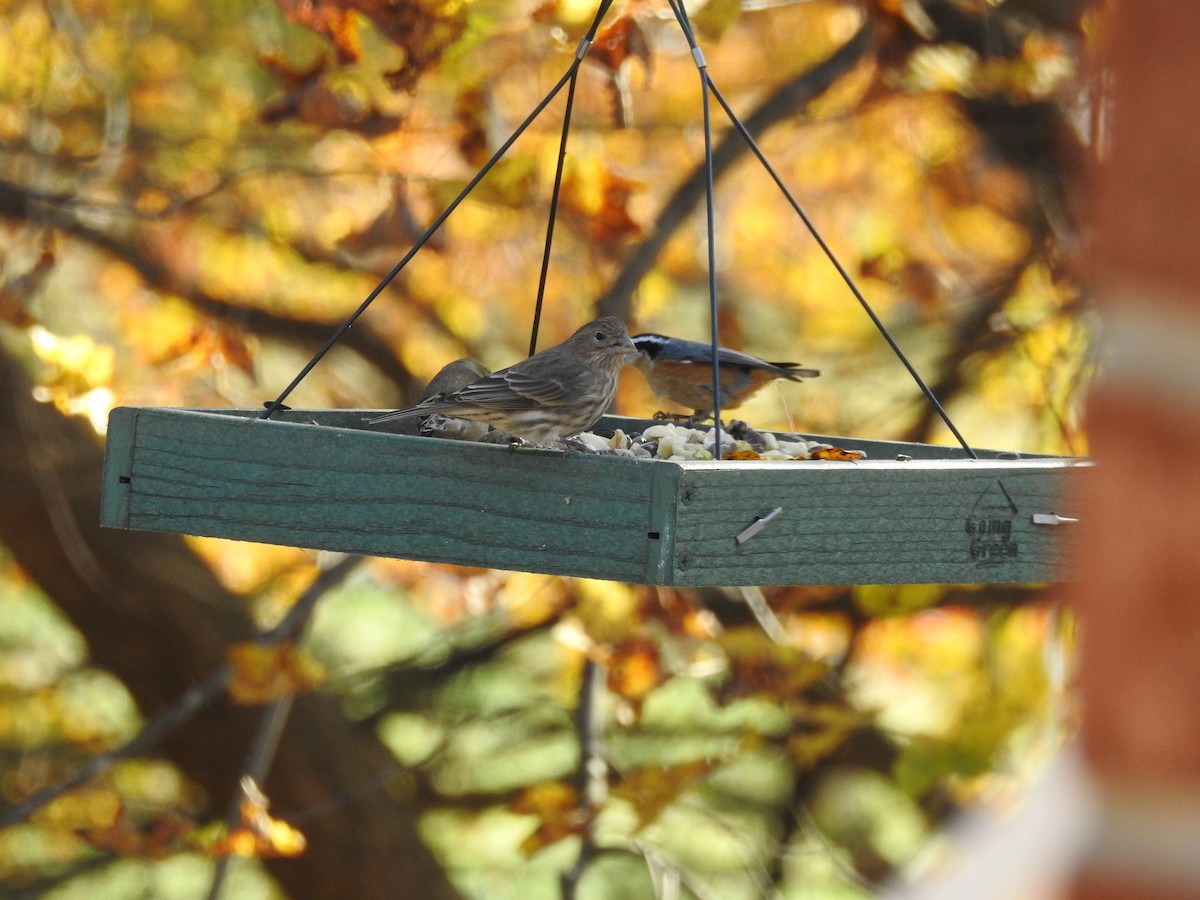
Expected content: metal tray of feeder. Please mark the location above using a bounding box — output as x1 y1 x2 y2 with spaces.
99 406 1087 586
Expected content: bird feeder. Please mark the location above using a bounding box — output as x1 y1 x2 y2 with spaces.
100 407 1085 586
98 3 1088 587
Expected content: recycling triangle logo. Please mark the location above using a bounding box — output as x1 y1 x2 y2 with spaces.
972 479 1018 515
967 480 1018 565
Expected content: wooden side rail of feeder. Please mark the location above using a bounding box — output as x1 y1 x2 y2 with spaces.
100 407 1088 587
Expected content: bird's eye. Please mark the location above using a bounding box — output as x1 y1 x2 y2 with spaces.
594 331 606 341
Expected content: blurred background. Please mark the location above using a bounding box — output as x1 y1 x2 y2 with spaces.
0 0 1097 897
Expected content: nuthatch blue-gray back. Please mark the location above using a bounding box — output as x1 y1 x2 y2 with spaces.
631 333 820 422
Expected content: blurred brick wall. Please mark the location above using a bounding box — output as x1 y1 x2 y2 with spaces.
1067 4 1200 898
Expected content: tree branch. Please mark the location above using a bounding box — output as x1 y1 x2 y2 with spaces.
561 658 608 899
0 176 425 400
0 345 461 900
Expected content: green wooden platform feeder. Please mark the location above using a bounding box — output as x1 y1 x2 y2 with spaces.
100 408 1085 587
99 4 1087 587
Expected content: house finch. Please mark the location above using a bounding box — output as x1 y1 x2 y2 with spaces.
421 358 491 400
418 358 492 442
366 316 638 445
630 333 820 422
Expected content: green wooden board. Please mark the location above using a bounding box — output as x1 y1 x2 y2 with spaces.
100 407 1088 586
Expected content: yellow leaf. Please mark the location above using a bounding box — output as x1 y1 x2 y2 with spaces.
688 0 742 40
206 777 307 859
226 642 325 705
511 782 586 855
604 637 663 702
612 761 710 831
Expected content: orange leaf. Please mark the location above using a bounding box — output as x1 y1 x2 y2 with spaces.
591 17 653 81
339 183 438 255
213 327 258 378
604 638 663 702
226 642 325 705
810 446 866 461
641 588 721 640
455 86 490 166
274 0 361 63
716 628 829 705
274 0 465 90
511 782 587 855
512 781 577 818
588 172 644 245
208 777 307 859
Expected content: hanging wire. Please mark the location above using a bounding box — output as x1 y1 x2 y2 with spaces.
263 0 975 462
529 37 588 356
260 0 615 418
703 80 978 459
659 1 975 460
665 0 726 458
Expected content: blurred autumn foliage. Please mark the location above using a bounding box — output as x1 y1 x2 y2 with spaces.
0 0 1094 897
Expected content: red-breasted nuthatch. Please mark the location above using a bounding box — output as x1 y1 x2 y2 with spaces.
631 333 820 422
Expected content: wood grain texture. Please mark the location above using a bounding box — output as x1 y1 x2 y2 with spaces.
101 408 1087 586
669 459 1080 585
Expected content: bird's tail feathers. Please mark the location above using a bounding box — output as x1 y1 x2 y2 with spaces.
364 403 443 425
780 364 821 381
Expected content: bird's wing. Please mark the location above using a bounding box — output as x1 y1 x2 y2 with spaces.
451 350 587 409
713 345 818 374
638 336 714 364
649 337 797 373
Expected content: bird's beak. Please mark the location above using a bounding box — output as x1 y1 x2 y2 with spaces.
620 335 639 362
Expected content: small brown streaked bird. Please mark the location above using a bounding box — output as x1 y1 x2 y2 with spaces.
366 317 638 445
421 358 491 400
630 333 820 422
418 358 492 442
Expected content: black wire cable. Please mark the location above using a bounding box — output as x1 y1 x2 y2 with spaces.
529 40 586 356
599 14 971 461
263 0 975 463
657 2 975 460
666 0 726 458
704 79 978 459
260 0 615 418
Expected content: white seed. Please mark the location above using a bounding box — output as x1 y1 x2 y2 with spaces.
609 429 632 450
641 424 676 441
573 431 610 452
